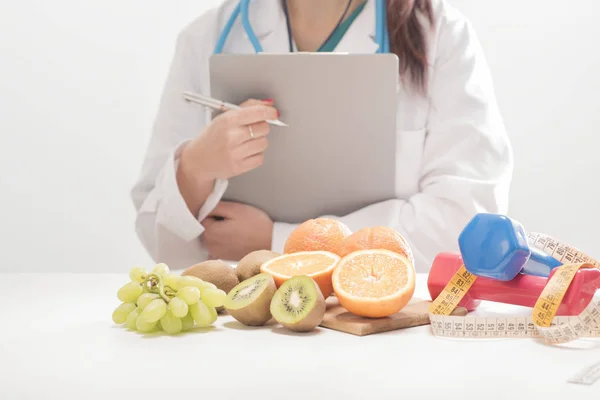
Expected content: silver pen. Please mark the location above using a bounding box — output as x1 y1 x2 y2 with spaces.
182 91 288 127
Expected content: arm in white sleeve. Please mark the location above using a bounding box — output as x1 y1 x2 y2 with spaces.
272 14 514 272
130 27 227 270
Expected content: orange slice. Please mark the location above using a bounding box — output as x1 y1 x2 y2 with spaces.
260 251 341 298
332 249 416 318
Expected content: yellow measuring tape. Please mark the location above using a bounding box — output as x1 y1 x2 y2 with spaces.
526 232 600 268
427 234 600 385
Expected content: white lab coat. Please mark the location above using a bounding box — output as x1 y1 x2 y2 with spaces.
130 0 514 272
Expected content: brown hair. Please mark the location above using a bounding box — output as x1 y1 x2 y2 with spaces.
386 0 434 93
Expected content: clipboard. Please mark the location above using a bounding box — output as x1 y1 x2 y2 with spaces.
209 53 398 223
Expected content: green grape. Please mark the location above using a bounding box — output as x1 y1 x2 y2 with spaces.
136 293 160 311
177 276 216 291
181 312 195 331
152 263 170 277
160 310 183 334
136 315 157 333
117 281 143 303
176 286 201 305
125 308 140 330
163 273 181 290
112 302 137 324
189 301 213 327
200 288 227 308
169 297 188 318
129 266 147 283
203 300 218 325
140 298 167 323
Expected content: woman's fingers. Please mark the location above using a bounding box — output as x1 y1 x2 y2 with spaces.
229 136 269 174
239 152 266 173
233 136 269 160
229 121 270 145
222 104 279 129
240 98 274 108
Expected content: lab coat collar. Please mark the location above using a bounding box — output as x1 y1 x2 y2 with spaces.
249 0 381 54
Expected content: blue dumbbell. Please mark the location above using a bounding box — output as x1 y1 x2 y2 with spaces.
457 213 562 281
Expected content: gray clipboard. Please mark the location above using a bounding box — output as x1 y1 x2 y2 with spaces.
209 53 398 224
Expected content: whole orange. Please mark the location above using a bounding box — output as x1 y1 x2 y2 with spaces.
284 218 352 256
339 226 414 265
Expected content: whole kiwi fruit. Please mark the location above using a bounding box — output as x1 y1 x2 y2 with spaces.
224 273 277 326
236 250 281 282
182 260 240 312
270 275 326 332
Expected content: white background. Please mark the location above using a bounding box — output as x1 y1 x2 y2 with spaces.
1 0 598 273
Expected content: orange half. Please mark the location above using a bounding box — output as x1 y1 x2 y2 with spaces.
332 249 416 318
260 251 341 298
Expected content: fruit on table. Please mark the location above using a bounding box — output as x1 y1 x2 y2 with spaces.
117 281 143 303
182 260 239 312
223 273 277 326
260 251 341 298
236 250 281 282
112 302 137 324
160 310 183 334
332 249 416 318
112 263 225 335
339 226 414 265
189 299 218 327
176 286 201 305
136 293 160 310
283 218 352 256
168 297 189 318
182 260 240 294
270 275 326 332
177 276 216 292
201 287 228 309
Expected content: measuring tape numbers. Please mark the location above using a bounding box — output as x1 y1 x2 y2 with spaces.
526 232 600 269
427 234 600 385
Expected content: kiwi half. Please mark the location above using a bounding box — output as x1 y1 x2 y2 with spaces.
224 273 277 326
270 276 325 332
236 250 281 282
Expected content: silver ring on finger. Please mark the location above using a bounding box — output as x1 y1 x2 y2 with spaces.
248 124 255 139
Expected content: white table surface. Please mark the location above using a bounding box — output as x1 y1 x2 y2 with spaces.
1 272 599 400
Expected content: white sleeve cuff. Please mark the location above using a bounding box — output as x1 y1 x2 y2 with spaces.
196 177 228 222
271 221 298 253
155 140 228 242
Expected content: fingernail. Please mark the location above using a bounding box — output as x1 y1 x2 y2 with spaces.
262 98 274 103
277 110 280 117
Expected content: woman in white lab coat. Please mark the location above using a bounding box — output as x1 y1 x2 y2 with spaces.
130 0 513 272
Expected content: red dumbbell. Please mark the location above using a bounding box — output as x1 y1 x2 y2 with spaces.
427 252 600 316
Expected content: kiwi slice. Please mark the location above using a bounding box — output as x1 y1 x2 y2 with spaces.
270 276 325 332
236 250 281 282
224 273 277 326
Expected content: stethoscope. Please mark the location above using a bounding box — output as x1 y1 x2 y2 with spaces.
213 0 390 54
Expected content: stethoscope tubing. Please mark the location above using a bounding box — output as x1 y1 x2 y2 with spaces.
213 0 390 55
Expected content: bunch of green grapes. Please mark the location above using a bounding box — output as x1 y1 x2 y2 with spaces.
112 263 226 334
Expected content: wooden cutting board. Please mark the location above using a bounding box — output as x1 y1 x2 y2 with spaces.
319 296 468 336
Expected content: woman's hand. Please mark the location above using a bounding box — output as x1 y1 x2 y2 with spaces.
176 99 279 217
181 99 278 182
201 201 274 261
